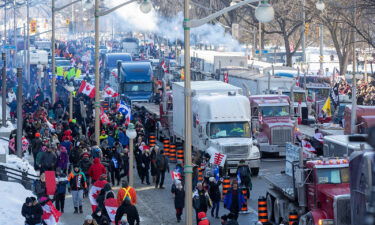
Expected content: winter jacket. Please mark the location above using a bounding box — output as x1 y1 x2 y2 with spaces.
118 131 129 147
57 148 69 171
117 186 137 206
208 181 221 202
88 158 107 181
109 151 123 172
60 140 72 154
69 148 82 165
79 157 92 174
31 138 43 154
107 135 115 148
172 188 185 209
223 189 246 212
33 180 46 198
193 189 212 212
21 202 43 225
68 169 87 190
40 151 57 170
141 152 151 170
236 165 252 189
197 212 210 225
92 208 110 225
115 200 140 225
56 174 69 194
96 183 112 211
156 153 169 172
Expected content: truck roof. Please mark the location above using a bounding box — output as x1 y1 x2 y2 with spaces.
323 135 373 150
306 158 349 168
121 61 152 82
249 94 290 106
173 81 242 95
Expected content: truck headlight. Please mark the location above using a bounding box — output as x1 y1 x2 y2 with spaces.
318 219 334 225
249 146 260 158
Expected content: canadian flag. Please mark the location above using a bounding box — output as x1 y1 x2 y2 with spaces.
103 86 119 98
89 180 108 206
42 201 62 225
78 80 95 98
161 60 168 73
171 170 182 180
104 197 119 223
100 108 111 125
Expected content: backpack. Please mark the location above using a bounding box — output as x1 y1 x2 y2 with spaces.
156 155 166 170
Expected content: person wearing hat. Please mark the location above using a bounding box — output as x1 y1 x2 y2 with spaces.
83 214 99 225
31 132 43 169
171 180 185 223
115 197 140 225
40 146 57 173
68 165 87 214
208 176 221 219
22 196 43 225
117 180 137 206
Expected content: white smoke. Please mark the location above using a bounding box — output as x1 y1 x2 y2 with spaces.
103 1 241 50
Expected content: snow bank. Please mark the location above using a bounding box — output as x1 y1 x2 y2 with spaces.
0 121 15 133
0 180 34 225
0 138 8 154
1 154 37 176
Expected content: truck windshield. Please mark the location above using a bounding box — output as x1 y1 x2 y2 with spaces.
124 83 152 92
317 167 350 184
284 92 306 103
260 106 290 117
209 122 250 139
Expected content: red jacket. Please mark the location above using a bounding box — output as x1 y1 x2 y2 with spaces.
88 158 106 181
198 212 210 225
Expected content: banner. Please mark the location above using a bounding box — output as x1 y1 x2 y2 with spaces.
45 171 56 196
209 152 227 167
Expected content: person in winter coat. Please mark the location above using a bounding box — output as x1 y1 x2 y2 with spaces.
171 180 185 223
68 165 87 214
40 147 57 173
55 168 68 213
21 197 43 225
60 139 72 154
150 146 158 183
57 146 69 174
236 160 252 194
96 183 112 212
197 212 210 225
118 128 129 148
79 152 92 197
31 133 43 169
69 147 83 167
208 177 221 218
134 141 144 180
155 150 169 189
108 147 123 186
92 207 110 225
226 213 240 225
193 182 212 225
117 180 137 206
141 149 151 185
115 197 140 225
83 215 99 225
33 173 47 199
88 158 107 183
120 148 129 182
223 180 245 217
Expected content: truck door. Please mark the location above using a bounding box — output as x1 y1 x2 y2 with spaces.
305 168 316 210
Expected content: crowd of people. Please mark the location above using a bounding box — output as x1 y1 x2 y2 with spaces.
337 78 375 105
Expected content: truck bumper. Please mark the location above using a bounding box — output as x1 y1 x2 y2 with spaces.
259 144 286 156
226 159 260 174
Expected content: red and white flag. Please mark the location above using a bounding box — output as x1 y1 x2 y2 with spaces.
171 171 182 180
42 201 62 225
100 109 110 125
103 86 119 98
89 180 108 206
104 198 119 222
161 60 168 73
78 80 95 98
209 152 227 167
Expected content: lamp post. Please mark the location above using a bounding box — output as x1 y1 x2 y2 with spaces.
183 1 274 224
126 123 137 187
316 0 325 75
51 0 82 104
64 85 75 120
85 0 152 144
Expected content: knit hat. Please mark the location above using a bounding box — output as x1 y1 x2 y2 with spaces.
35 133 41 138
85 215 93 220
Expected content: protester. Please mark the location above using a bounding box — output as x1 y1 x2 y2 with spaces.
92 207 110 225
223 180 245 217
21 197 43 225
55 168 68 213
83 215 99 225
117 180 137 206
115 198 140 225
88 158 107 183
208 177 221 219
171 180 185 223
141 148 151 185
197 212 210 225
155 149 169 189
68 165 87 213
193 182 212 225
108 147 123 186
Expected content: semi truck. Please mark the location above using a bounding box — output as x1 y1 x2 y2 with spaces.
264 142 351 225
118 61 153 103
121 37 139 57
344 105 375 135
249 95 295 156
172 81 260 175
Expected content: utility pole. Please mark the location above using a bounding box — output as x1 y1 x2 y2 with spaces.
94 0 100 144
183 0 193 224
13 0 17 69
16 67 23 158
2 53 6 127
258 22 262 59
301 0 306 63
26 0 30 84
319 24 324 74
350 1 357 134
51 0 56 104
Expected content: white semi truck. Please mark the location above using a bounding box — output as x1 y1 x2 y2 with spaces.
172 81 260 175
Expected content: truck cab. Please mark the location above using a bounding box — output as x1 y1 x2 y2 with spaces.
118 61 153 103
249 95 295 156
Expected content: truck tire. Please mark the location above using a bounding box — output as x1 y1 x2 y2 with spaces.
251 168 259 176
266 194 274 222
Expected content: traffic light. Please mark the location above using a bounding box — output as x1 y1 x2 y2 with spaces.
30 19 37 34
304 23 309 35
66 19 70 25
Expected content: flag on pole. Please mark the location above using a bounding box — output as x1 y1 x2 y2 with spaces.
100 108 110 125
89 180 108 206
103 86 119 98
104 197 119 222
161 60 168 73
78 80 95 98
322 97 332 117
118 101 131 124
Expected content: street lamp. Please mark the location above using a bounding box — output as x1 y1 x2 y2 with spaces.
64 84 75 120
126 123 137 187
316 0 325 75
183 0 274 224
88 0 152 144
51 0 82 104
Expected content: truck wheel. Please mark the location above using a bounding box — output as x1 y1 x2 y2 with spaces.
251 168 259 176
266 194 274 222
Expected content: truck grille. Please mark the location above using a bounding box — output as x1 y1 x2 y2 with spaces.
334 195 351 225
224 145 249 158
271 127 292 146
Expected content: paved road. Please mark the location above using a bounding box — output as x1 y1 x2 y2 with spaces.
58 158 285 225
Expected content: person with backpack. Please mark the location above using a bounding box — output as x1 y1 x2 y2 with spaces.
236 160 251 199
155 149 169 189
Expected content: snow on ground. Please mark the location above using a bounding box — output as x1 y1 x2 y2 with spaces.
0 121 15 133
0 138 8 154
0 180 34 225
0 97 10 119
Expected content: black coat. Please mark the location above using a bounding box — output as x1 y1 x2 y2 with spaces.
21 203 43 225
173 188 185 209
142 153 151 170
115 201 140 225
208 181 221 202
40 151 57 169
31 138 43 154
92 208 110 225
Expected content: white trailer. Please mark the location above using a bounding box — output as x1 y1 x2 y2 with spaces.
172 81 260 175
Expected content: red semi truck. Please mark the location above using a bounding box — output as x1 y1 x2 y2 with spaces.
344 105 375 134
264 143 351 225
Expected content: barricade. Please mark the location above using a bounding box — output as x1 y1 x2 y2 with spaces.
163 139 170 157
176 145 184 163
169 143 176 163
258 196 268 224
241 188 248 213
198 167 203 182
288 211 298 225
222 176 230 195
149 133 156 147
